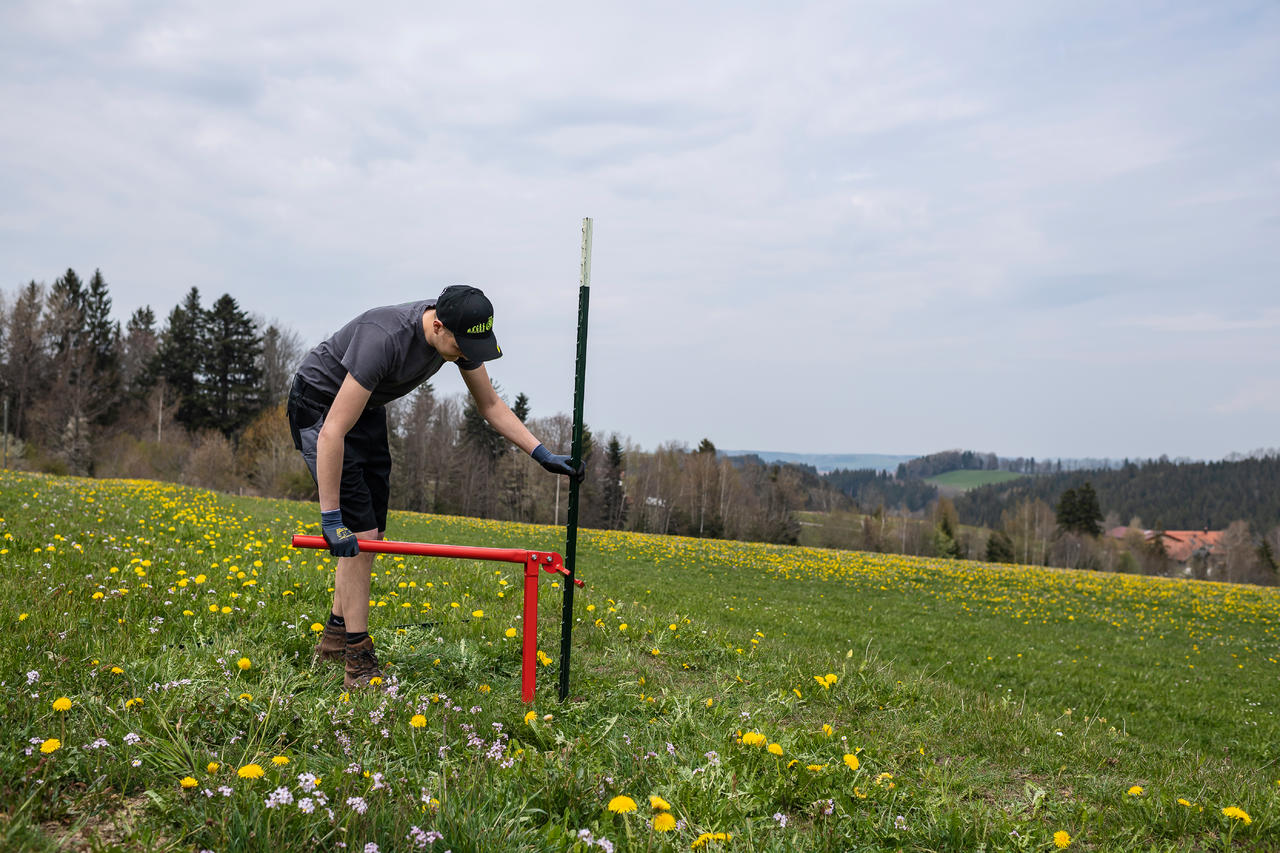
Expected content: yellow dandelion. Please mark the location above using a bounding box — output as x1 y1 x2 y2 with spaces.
767 743 783 756
1221 806 1251 824
1054 830 1071 849
52 697 72 712
1127 785 1143 797
310 623 324 633
40 738 61 754
807 764 825 772
110 666 123 674
237 658 251 671
472 610 484 618
650 795 671 811
740 731 766 747
207 762 220 773
607 795 638 814
1177 798 1192 807
691 831 732 849
180 776 198 789
843 753 860 771
705 697 713 707
524 711 536 724
822 724 834 737
238 692 253 701
237 763 264 779
271 756 289 766
505 628 517 638
619 623 628 631
410 714 427 728
653 812 676 832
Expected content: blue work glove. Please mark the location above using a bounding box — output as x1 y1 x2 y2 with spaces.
532 444 586 483
320 509 360 558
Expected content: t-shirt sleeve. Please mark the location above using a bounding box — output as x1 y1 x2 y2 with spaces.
456 356 483 372
340 323 398 391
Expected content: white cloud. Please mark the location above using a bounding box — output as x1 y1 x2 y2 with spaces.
1 0 1277 456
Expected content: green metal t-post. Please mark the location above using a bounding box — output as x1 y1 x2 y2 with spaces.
559 217 592 702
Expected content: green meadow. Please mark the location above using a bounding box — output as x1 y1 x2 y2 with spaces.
1 470 1276 852
923 471 1025 492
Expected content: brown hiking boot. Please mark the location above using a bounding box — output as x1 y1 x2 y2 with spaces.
343 636 385 689
313 624 345 665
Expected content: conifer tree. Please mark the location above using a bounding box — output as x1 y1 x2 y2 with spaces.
512 392 531 423
601 436 626 529
201 293 264 438
121 306 159 398
83 269 121 424
1055 487 1079 533
986 529 1015 563
1075 482 1104 536
47 269 85 355
154 288 208 430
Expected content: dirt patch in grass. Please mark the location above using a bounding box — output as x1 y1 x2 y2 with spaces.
40 792 165 851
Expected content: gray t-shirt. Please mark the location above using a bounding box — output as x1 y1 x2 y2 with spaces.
296 299 480 407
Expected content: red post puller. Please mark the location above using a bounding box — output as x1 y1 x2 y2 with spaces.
290 534 583 702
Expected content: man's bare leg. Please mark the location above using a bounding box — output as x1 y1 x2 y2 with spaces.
331 529 385 688
331 528 382 631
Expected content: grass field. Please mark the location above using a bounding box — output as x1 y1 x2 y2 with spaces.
1 470 1277 852
924 470 1026 492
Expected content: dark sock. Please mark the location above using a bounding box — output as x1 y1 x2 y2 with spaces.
345 630 369 646
328 612 346 629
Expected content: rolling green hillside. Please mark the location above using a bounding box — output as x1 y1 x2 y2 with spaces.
926 469 1025 493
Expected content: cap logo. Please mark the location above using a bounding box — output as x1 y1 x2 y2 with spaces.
465 315 493 335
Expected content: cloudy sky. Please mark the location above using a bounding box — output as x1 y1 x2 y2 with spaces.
2 0 1276 460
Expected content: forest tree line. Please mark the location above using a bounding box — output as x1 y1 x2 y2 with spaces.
954 456 1280 536
0 271 851 545
2 271 1275 576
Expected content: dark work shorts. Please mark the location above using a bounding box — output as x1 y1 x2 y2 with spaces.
288 376 391 535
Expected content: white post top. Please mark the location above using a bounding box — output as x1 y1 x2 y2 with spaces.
580 217 593 289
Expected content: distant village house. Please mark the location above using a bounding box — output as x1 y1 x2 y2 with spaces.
1108 526 1223 576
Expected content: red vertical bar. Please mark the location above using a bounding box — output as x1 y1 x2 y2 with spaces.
521 556 539 702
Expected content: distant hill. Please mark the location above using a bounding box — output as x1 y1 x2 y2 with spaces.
955 455 1280 533
721 450 916 474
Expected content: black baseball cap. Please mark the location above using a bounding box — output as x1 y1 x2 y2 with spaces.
436 285 502 362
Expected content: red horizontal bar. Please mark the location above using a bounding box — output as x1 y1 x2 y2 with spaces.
292 534 533 564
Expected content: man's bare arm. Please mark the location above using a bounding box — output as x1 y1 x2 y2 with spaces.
316 374 373 511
